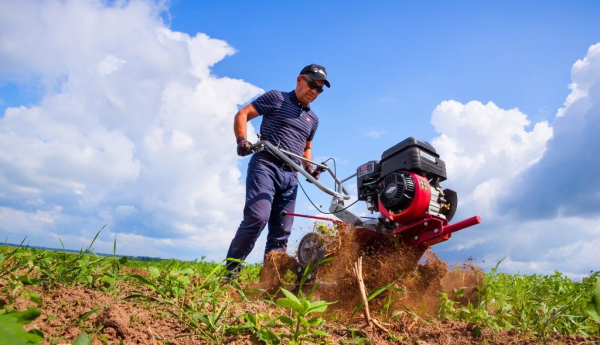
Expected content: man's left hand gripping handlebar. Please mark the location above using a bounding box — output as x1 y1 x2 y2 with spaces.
236 136 254 157
305 165 326 181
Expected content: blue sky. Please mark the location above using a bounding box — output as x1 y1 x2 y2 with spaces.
1 0 599 277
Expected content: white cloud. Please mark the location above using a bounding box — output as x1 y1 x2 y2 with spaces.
114 205 137 218
0 207 59 234
439 215 600 277
362 128 385 139
432 42 600 276
0 0 262 261
557 42 600 117
505 42 600 219
97 55 128 76
430 100 552 218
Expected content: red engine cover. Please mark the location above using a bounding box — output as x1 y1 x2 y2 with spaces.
379 172 431 225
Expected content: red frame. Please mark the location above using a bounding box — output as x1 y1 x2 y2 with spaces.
396 214 481 247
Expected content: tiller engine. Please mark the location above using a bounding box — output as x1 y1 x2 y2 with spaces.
252 137 481 270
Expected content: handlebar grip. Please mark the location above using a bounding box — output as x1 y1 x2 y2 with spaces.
251 142 265 153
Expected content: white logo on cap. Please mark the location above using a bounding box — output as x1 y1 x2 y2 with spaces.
311 67 325 76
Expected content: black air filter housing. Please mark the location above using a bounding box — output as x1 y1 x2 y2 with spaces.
378 172 415 212
380 137 447 181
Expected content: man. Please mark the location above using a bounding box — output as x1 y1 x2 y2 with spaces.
225 64 331 276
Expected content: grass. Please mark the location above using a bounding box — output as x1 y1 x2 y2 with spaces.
438 260 600 343
1 237 600 344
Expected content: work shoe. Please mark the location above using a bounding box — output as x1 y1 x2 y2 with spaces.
220 272 239 283
220 265 241 284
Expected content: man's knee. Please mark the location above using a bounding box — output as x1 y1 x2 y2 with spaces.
242 206 270 227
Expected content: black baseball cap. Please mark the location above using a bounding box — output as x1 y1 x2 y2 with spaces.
300 64 331 88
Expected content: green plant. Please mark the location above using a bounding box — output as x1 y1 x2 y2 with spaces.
0 238 29 279
126 260 245 344
340 328 369 344
350 280 408 323
0 307 44 344
146 264 194 298
315 222 336 238
436 259 600 342
274 288 333 343
585 277 600 327
228 312 281 344
3 234 600 344
72 333 93 345
24 228 128 290
437 287 466 320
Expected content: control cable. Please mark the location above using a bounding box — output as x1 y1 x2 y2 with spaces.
297 157 359 214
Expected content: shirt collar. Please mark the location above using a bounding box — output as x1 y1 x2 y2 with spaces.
290 90 311 111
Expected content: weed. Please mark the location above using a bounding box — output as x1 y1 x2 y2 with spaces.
2 235 600 344
351 279 408 323
586 277 600 324
275 288 334 343
126 259 248 344
0 307 44 344
340 328 370 344
437 260 600 342
228 312 281 344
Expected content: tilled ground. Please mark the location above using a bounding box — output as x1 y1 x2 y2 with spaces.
2 226 599 344
6 265 597 344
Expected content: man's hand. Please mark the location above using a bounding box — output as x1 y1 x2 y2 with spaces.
305 165 324 180
236 136 254 157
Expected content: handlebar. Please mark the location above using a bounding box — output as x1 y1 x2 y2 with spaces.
251 140 352 200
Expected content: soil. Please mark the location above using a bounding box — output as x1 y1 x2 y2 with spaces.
9 281 204 345
260 225 461 317
251 250 299 295
256 225 600 345
3 228 599 344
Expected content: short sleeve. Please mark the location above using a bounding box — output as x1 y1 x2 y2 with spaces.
251 90 284 116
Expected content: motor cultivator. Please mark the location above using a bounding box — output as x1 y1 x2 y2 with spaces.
252 137 481 272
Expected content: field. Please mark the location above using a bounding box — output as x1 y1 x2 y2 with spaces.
1 228 599 345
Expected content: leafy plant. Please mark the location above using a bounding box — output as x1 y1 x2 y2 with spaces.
0 238 29 279
0 307 44 344
19 228 128 290
438 287 466 320
351 280 408 323
228 312 281 344
146 264 194 298
340 328 369 344
315 222 336 238
275 288 333 343
2 235 600 344
72 333 93 345
586 278 600 324
437 260 600 342
126 259 248 344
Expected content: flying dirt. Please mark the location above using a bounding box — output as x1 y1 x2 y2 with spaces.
251 137 483 314
253 136 480 270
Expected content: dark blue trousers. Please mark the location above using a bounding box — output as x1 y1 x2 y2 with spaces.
225 153 298 272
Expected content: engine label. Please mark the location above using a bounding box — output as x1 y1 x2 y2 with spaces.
419 150 436 163
357 162 374 177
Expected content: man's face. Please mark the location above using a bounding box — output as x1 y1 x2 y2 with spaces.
295 75 325 105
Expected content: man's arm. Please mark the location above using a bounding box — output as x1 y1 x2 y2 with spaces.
302 140 313 170
234 103 261 139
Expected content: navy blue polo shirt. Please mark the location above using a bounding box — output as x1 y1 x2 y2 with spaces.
251 90 319 164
